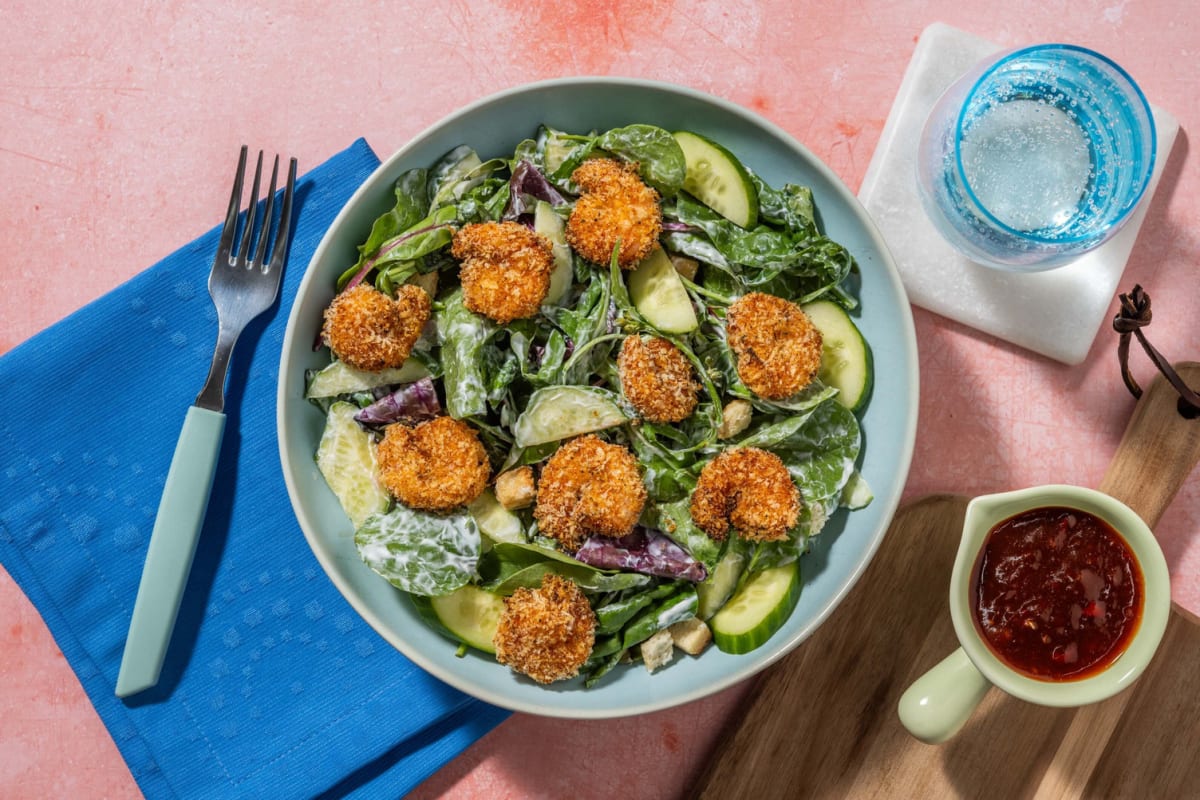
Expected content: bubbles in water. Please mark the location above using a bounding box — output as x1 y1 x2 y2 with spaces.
960 99 1092 232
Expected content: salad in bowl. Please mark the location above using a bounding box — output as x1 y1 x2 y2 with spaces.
278 78 917 717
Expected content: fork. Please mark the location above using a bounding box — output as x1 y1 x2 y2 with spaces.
116 147 297 698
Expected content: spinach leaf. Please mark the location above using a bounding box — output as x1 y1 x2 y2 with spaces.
548 269 616 385
346 168 431 278
455 173 510 224
370 205 458 272
643 497 722 569
436 288 499 420
594 124 687 197
507 317 571 389
630 428 697 502
583 584 698 686
428 146 506 211
483 339 520 406
546 124 685 197
622 585 697 644
355 506 480 596
538 125 593 182
512 137 541 170
747 381 840 415
664 193 855 299
735 408 822 450
594 583 679 634
668 194 809 273
743 535 810 578
751 173 815 231
751 239 856 305
338 204 458 290
662 230 734 274
478 542 652 594
771 400 862 526
498 440 558 473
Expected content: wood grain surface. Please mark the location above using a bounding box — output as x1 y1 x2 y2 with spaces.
690 365 1200 800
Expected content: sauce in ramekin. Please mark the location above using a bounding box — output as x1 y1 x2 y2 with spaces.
972 506 1142 680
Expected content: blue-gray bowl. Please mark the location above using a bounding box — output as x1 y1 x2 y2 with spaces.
278 77 919 718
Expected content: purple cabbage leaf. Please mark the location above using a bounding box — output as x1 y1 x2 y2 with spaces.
354 376 441 427
574 528 708 583
502 160 569 221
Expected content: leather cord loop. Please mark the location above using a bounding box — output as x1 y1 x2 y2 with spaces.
1114 285 1200 418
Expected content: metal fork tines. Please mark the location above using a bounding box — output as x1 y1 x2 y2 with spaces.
196 146 297 412
116 146 297 699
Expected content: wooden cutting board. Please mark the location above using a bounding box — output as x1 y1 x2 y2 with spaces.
690 363 1200 800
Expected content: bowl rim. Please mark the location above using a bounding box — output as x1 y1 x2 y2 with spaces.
277 75 920 718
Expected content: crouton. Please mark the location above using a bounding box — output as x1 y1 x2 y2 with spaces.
641 628 676 673
668 617 713 656
717 399 753 439
670 254 699 282
408 270 439 300
495 466 536 511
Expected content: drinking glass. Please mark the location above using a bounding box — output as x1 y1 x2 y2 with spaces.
916 44 1156 271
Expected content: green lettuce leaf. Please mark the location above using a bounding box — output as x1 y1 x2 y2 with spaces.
355 506 480 596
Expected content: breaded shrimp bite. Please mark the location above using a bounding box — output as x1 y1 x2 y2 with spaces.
450 221 555 324
322 283 431 372
690 447 800 542
493 573 596 684
376 416 489 512
566 158 662 269
534 435 647 552
618 335 700 424
725 292 823 401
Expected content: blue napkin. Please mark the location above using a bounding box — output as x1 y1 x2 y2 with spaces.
0 139 509 800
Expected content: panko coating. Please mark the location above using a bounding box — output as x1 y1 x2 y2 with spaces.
617 335 700 424
376 416 489 512
565 158 662 269
493 574 596 684
450 221 555 323
322 283 431 372
690 447 800 542
725 292 823 401
533 435 647 552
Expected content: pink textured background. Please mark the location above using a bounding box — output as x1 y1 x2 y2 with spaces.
2 2 1197 798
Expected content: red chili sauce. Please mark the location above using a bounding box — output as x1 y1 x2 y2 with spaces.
971 506 1142 680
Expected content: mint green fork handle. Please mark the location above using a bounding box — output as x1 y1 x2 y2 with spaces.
116 405 225 698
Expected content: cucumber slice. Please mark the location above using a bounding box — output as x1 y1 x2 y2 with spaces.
430 584 506 653
709 561 800 654
627 247 699 334
468 489 525 544
696 542 748 620
802 300 873 411
512 385 627 448
673 130 759 229
840 470 874 510
315 402 390 528
306 359 429 399
534 200 574 306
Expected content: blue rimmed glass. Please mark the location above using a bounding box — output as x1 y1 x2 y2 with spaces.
916 44 1156 271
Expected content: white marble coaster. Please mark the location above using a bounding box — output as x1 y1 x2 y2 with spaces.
859 22 1179 365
